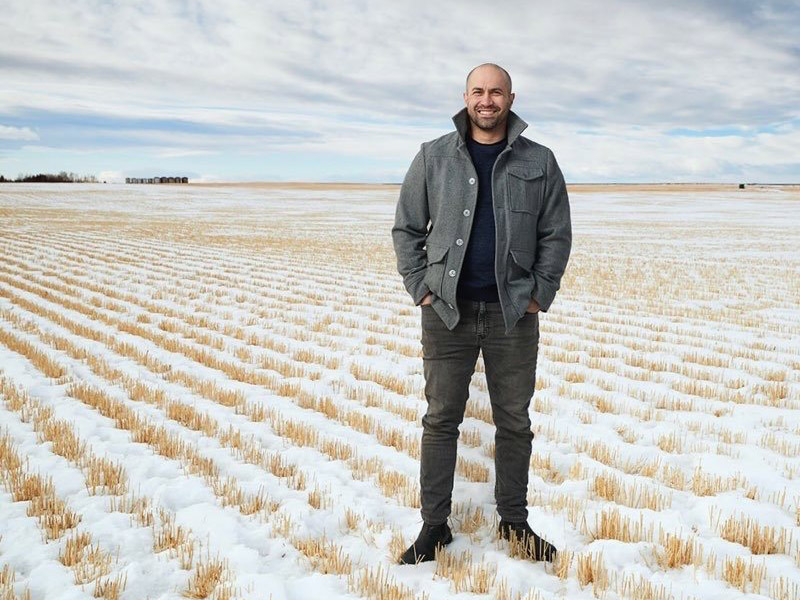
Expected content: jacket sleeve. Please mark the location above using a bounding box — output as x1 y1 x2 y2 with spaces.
532 148 572 312
392 144 431 306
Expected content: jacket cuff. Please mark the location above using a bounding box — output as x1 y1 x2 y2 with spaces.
414 284 431 306
532 275 557 313
404 269 430 305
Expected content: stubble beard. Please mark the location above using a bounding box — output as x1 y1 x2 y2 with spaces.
468 107 508 133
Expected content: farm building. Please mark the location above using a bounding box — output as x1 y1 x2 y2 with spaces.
125 177 189 184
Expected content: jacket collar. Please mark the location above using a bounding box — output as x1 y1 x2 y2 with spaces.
452 106 528 147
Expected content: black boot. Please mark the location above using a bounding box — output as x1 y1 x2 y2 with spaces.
498 520 557 562
398 521 453 565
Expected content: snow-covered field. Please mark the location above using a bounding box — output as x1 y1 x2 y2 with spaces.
0 182 799 600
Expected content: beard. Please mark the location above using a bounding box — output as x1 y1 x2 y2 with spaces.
468 107 507 132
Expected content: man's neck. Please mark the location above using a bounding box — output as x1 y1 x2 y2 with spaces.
469 124 508 144
469 135 507 146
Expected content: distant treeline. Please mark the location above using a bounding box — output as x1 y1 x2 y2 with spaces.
0 171 98 183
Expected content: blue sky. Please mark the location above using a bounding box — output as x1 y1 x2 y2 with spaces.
1 0 798 183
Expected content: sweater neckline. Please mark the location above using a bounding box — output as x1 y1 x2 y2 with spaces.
467 136 507 148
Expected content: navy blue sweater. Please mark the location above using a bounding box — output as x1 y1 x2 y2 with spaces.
456 135 507 302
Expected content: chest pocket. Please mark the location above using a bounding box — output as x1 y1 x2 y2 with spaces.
506 162 544 214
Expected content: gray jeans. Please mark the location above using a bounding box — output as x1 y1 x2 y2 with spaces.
419 297 539 526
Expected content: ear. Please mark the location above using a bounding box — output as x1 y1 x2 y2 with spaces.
510 92 515 104
463 91 468 105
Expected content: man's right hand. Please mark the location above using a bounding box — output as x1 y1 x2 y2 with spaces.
420 292 434 306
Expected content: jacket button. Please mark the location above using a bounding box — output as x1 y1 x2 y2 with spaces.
448 303 454 309
463 209 470 216
448 269 456 277
468 177 476 185
456 238 463 246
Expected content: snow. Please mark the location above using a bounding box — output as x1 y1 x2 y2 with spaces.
0 183 799 599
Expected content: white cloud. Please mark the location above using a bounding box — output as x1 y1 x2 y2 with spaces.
0 125 38 141
0 0 798 181
154 148 218 158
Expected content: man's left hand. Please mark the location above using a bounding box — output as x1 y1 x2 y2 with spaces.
526 298 541 313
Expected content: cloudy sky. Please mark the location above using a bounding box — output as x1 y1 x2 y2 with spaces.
1 0 798 183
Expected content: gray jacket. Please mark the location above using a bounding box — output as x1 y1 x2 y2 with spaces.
392 107 572 335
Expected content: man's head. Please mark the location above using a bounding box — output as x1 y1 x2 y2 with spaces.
463 63 514 138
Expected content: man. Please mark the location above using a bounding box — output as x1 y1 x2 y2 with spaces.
392 63 571 564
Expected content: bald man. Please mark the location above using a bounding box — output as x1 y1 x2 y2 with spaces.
393 63 571 564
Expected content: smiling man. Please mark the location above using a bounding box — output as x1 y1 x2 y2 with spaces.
392 63 571 564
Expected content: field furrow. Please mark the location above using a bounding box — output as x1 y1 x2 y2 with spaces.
1 184 799 600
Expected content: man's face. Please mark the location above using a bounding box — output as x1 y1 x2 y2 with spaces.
463 67 515 135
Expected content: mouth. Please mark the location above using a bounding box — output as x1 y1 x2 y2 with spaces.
477 109 497 116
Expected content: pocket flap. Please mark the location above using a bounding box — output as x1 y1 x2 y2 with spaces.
425 243 449 264
507 162 544 181
509 247 535 271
